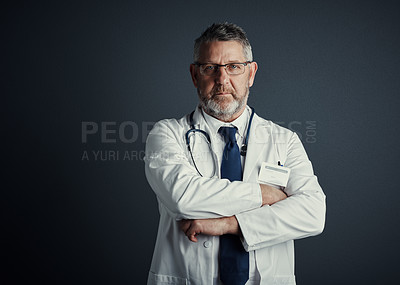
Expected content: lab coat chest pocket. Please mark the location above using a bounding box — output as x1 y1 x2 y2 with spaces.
148 271 188 285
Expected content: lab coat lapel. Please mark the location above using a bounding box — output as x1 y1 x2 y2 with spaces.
243 114 271 181
191 107 272 181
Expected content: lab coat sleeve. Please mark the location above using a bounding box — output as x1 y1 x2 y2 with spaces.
236 132 326 251
144 119 262 220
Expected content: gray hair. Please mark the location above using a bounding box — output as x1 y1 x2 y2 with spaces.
193 22 253 62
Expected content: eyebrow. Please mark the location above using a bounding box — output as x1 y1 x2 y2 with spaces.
200 60 246 64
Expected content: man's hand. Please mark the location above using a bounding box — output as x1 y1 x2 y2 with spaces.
260 184 288 206
179 216 239 242
179 186 287 242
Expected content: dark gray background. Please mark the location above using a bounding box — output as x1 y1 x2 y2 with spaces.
4 0 400 284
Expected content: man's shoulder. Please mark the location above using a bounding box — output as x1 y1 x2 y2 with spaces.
254 113 294 135
151 112 191 133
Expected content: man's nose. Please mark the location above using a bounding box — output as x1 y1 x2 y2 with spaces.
214 66 230 85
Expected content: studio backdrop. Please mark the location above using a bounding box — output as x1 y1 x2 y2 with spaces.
4 0 400 284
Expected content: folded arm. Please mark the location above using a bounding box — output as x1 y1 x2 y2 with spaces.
180 184 287 242
180 132 326 249
236 132 326 250
145 120 262 220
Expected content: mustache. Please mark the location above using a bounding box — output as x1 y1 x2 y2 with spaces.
211 86 235 96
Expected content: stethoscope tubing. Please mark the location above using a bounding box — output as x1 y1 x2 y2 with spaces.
185 107 255 176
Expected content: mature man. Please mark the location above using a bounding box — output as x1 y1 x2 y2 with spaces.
145 23 326 285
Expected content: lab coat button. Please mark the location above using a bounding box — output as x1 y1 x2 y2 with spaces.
203 241 212 248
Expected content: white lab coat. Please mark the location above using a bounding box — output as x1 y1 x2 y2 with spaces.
145 106 326 285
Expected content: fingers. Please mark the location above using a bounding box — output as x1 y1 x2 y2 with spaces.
188 233 198 243
186 222 199 243
179 220 199 243
260 183 288 205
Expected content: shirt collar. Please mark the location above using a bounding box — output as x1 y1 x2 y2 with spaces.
201 106 250 138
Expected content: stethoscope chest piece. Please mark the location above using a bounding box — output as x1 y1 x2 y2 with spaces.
240 144 247 156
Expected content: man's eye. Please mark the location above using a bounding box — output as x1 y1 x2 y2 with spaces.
229 64 239 69
204 65 215 70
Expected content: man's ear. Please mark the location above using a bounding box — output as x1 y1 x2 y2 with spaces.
190 64 198 88
248 61 258 87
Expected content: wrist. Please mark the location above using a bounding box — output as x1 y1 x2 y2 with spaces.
224 216 240 235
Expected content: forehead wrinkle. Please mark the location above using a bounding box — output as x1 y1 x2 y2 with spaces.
198 41 246 64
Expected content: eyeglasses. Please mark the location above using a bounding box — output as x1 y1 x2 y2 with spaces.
195 61 251 76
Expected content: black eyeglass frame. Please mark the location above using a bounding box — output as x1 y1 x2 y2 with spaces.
194 61 252 75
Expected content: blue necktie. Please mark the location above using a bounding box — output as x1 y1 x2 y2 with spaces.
219 126 249 285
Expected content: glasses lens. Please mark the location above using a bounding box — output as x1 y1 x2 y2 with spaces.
200 64 216 76
226 63 246 75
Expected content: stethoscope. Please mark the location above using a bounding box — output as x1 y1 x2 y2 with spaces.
185 107 255 176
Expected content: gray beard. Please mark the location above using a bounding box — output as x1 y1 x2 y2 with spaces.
198 89 249 121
